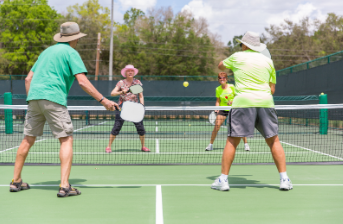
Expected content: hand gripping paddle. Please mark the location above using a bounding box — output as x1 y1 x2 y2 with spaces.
120 101 145 123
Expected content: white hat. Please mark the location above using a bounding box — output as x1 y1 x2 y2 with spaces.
53 22 87 42
236 31 266 52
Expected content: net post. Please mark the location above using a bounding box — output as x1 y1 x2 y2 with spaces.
85 111 90 125
319 93 328 135
4 92 13 134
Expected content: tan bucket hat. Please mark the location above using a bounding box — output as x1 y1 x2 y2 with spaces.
236 31 266 52
53 22 87 42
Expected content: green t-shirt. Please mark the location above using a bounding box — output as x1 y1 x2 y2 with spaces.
27 42 87 107
216 84 235 111
223 49 276 108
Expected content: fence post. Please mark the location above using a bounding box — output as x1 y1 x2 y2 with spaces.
328 56 330 64
4 92 13 134
319 93 328 135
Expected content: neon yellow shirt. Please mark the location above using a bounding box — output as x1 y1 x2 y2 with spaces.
223 49 276 108
216 84 235 111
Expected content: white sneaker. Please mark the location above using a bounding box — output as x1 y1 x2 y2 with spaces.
244 144 250 151
280 178 293 190
205 144 213 151
211 177 230 191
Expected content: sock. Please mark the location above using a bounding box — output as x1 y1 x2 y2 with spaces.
209 143 213 146
220 174 228 181
280 172 288 180
244 143 249 146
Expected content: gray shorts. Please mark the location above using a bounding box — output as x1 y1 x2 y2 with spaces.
24 100 73 139
228 108 278 139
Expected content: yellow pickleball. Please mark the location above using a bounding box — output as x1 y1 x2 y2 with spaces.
183 81 189 87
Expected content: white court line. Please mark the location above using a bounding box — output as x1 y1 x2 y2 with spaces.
0 184 342 187
0 121 108 154
156 140 160 153
156 185 164 224
1 151 322 155
280 141 343 161
155 121 160 154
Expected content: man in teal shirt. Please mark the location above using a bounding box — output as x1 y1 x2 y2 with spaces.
211 31 292 191
10 22 118 197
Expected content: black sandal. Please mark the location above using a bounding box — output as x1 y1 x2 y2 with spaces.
9 179 30 192
57 184 81 197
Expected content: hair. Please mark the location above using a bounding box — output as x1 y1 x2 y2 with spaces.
218 72 228 80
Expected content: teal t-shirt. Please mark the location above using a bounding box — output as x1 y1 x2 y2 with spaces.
223 49 276 108
216 84 235 111
27 43 87 107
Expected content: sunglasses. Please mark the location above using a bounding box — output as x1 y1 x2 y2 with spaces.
218 77 227 80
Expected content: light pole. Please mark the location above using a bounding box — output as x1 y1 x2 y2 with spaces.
109 0 114 81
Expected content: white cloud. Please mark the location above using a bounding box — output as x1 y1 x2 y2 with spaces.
118 0 157 11
180 1 342 45
267 3 327 26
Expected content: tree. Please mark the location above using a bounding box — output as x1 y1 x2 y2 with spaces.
110 7 217 80
65 0 111 77
0 0 61 76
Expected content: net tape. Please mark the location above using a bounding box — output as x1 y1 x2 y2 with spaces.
1 104 343 111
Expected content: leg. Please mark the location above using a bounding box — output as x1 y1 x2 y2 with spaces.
243 137 250 151
12 136 36 182
107 134 116 148
265 135 286 173
134 120 149 152
59 136 73 188
221 137 241 175
242 137 247 143
139 135 145 147
210 114 226 144
107 111 125 152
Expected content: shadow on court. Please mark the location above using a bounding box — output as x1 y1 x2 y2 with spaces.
112 148 145 152
30 179 111 191
206 175 279 189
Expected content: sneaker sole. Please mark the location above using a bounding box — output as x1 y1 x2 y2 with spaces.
211 186 229 191
279 187 293 191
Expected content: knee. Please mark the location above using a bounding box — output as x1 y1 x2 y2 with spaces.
111 128 121 136
24 136 36 147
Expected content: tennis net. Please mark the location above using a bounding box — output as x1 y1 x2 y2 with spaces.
1 104 343 165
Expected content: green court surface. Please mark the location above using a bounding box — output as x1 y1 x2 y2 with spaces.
0 165 343 224
1 119 343 164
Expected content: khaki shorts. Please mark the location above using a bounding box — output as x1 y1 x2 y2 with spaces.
24 100 73 139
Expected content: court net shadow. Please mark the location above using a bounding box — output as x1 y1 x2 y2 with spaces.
207 175 279 189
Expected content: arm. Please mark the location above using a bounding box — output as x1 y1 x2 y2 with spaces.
111 86 126 97
218 61 226 71
139 92 144 105
75 73 119 110
25 71 34 95
269 83 275 95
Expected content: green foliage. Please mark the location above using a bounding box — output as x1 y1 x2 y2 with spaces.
0 0 61 75
65 0 111 75
110 7 217 79
265 13 343 70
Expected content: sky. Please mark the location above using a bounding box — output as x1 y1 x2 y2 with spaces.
48 0 343 45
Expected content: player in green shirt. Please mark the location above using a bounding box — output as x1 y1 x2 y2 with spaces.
205 72 250 151
9 22 118 197
211 31 292 192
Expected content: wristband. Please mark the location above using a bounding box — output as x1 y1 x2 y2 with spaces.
99 97 105 103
